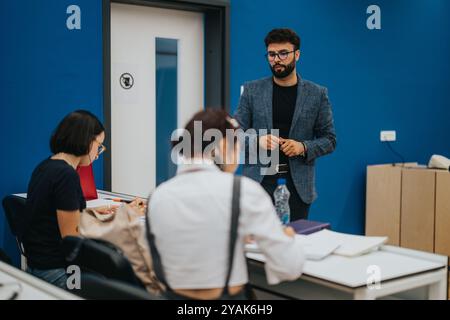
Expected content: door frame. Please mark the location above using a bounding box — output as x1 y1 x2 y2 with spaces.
102 0 230 190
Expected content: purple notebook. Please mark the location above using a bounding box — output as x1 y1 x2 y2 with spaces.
288 219 331 235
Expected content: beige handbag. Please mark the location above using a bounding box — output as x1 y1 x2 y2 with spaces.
79 204 163 295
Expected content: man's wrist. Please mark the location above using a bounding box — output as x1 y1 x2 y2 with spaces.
300 141 307 157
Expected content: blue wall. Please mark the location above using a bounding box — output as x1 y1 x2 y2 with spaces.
0 0 103 265
1 0 450 265
230 0 450 234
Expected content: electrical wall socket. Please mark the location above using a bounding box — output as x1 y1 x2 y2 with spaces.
380 130 396 142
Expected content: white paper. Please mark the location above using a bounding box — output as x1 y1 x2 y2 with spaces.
245 230 388 260
294 234 340 260
245 234 340 261
306 229 388 257
86 199 117 209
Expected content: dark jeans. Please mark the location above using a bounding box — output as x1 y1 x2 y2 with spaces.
27 267 68 290
164 287 248 300
261 172 310 221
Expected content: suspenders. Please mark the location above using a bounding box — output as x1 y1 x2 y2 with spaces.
145 175 246 299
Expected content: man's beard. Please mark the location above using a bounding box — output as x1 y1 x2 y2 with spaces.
270 59 296 79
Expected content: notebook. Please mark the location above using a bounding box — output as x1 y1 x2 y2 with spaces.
294 234 340 260
76 164 98 200
245 230 388 260
306 229 388 257
86 198 116 209
245 234 340 261
288 219 331 235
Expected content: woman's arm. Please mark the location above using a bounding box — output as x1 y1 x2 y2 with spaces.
57 210 80 237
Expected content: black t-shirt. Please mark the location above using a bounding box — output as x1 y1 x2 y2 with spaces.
24 158 86 269
272 80 298 165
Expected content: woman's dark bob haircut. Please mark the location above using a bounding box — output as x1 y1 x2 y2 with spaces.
50 110 105 156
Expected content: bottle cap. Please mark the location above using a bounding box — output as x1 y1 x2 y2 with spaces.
277 178 286 185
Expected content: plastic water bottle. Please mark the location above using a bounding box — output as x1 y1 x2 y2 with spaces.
274 178 290 225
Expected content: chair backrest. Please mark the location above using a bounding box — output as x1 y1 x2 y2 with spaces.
62 236 144 288
0 248 12 265
75 273 162 300
2 195 28 256
2 195 28 238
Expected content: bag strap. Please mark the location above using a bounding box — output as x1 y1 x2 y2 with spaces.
222 175 241 295
228 176 255 300
144 197 172 291
145 176 243 296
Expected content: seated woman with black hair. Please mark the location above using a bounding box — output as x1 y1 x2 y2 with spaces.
23 110 114 289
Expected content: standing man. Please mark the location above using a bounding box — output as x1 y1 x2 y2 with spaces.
234 28 336 220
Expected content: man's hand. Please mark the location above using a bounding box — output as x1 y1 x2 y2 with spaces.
279 138 305 157
259 134 280 150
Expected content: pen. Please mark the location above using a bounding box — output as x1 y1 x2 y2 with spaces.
104 198 145 207
104 197 132 203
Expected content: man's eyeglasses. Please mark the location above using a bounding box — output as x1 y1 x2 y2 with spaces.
266 50 297 61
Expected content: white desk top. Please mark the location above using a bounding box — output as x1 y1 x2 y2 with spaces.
14 190 448 290
97 190 136 200
0 261 81 300
14 190 136 201
247 245 448 288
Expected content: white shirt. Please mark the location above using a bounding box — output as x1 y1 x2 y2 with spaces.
148 159 304 289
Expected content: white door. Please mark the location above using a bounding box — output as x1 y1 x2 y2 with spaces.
111 3 204 197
